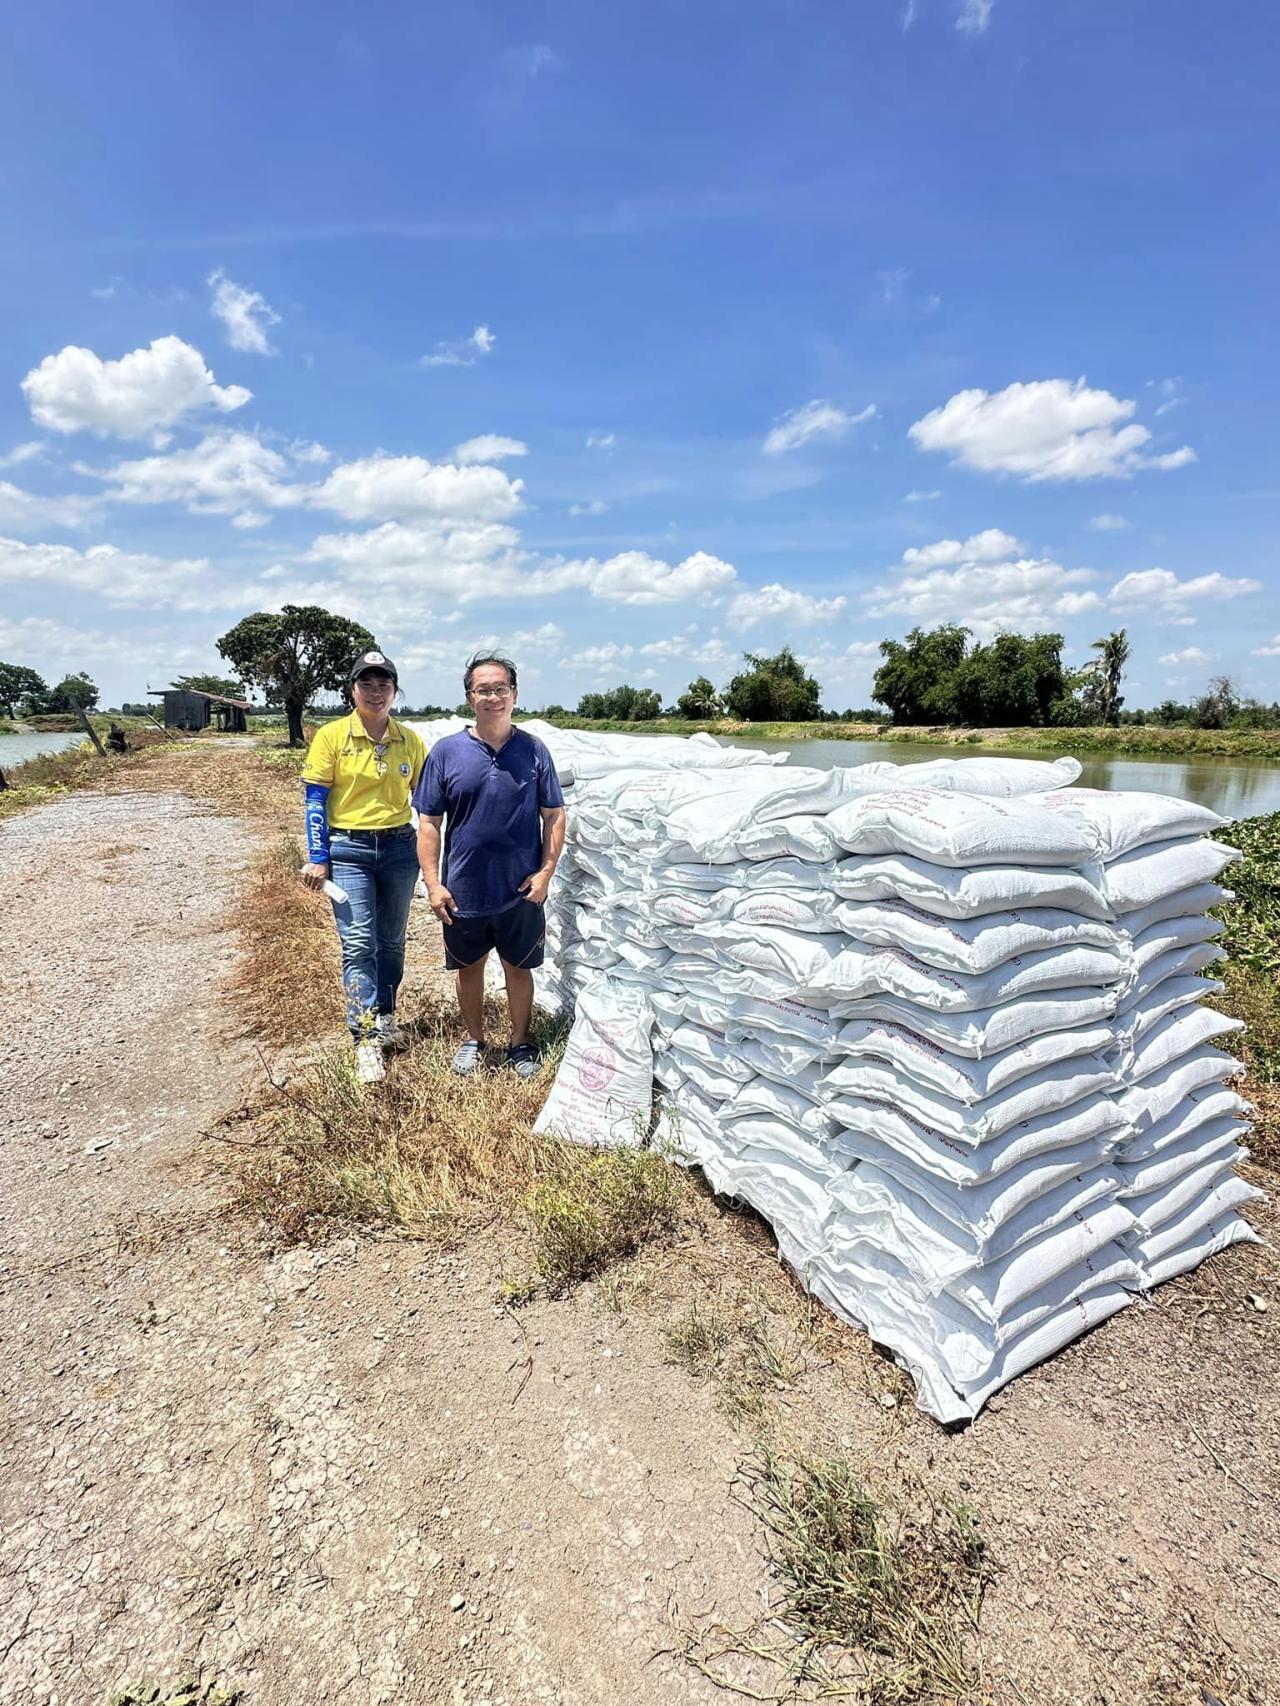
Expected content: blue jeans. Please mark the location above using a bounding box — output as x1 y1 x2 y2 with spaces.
329 827 419 1037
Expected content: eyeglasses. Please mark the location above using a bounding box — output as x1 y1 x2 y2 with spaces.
471 686 513 700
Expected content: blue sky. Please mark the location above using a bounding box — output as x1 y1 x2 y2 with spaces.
2 0 1277 712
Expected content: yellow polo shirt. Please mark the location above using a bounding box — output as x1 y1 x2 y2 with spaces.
301 714 426 830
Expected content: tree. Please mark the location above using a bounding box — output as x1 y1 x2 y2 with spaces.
872 626 968 723
724 647 822 721
0 662 47 719
217 605 375 746
574 684 662 721
676 675 724 719
171 672 247 699
42 672 100 713
1193 675 1241 730
953 632 1067 727
1081 629 1130 724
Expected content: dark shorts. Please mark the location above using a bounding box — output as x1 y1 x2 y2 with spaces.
443 901 546 970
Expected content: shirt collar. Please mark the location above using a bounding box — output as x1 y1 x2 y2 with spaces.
347 713 404 745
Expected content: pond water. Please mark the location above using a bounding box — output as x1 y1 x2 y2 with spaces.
0 732 85 768
715 736 1280 821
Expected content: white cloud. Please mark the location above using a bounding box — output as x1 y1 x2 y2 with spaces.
0 535 255 610
575 641 635 674
1151 376 1187 417
0 441 46 469
0 612 124 666
21 337 251 441
901 0 918 27
867 555 1103 634
450 434 528 465
904 489 941 503
728 583 848 631
0 481 101 533
1088 512 1130 531
901 528 1023 569
508 43 564 76
1159 647 1210 666
312 455 523 523
208 268 281 355
845 640 881 659
956 0 993 32
91 431 309 522
763 399 875 456
1108 567 1261 619
586 432 616 451
569 499 608 516
422 325 496 368
1252 635 1280 657
878 268 911 304
908 378 1196 482
583 549 737 606
636 632 735 670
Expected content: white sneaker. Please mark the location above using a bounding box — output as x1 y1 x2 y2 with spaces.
375 1014 400 1050
354 1040 386 1084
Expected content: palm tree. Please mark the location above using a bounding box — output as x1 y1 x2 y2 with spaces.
1087 628 1130 724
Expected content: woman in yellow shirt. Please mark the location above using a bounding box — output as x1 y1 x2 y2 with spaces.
301 650 426 1082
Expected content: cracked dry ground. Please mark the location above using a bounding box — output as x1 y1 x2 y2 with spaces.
2 784 1279 1706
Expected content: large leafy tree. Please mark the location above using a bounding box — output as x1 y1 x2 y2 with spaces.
676 675 724 719
575 684 662 721
42 672 100 713
171 672 247 699
954 631 1068 727
217 605 375 746
0 662 48 718
872 626 968 723
724 647 822 721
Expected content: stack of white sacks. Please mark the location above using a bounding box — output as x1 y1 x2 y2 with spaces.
409 719 1261 1422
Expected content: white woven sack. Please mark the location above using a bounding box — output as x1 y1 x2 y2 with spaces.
733 1030 834 1078
824 1162 1122 1287
1114 974 1225 1046
1140 1215 1260 1289
1120 940 1227 1010
731 890 838 932
533 980 655 1147
715 923 845 989
668 1020 755 1083
894 755 1082 796
1118 1090 1252 1162
801 939 1125 1012
826 1094 1121 1188
1118 883 1232 937
1132 1177 1261 1271
825 987 1119 1057
829 1015 1116 1104
826 789 1095 867
1024 787 1226 859
1125 1152 1247 1237
1118 1128 1245 1198
829 896 1122 974
1117 1046 1246 1133
832 851 1112 920
1100 837 1240 913
946 1198 1137 1322
821 1050 1118 1143
695 815 839 865
726 1075 833 1136
1125 1004 1245 1081
1130 913 1223 976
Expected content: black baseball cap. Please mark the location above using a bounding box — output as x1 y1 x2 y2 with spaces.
349 649 398 685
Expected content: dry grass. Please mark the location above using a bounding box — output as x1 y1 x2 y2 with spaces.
663 1297 810 1424
0 732 167 822
227 836 339 1046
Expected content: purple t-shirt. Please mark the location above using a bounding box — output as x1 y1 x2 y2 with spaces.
413 727 565 917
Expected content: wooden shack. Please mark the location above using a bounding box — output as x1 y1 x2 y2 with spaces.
149 689 250 733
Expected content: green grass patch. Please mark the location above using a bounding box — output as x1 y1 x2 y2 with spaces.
519 1142 682 1293
106 1683 240 1706
1214 812 1280 1085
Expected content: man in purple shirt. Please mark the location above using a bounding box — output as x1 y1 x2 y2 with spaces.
414 652 566 1078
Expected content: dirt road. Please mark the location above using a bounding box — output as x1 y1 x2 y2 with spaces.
0 790 770 1706
1 784 1277 1706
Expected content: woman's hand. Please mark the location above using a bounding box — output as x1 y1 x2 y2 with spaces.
427 882 457 923
302 861 330 892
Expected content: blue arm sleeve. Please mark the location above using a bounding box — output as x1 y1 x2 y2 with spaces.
304 782 331 863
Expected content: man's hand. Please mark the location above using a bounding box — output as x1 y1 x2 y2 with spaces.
302 860 330 892
519 868 553 906
428 882 458 923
